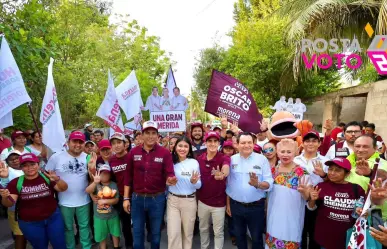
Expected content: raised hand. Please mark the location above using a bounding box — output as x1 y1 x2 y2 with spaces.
213 166 225 180
370 178 387 201
312 160 326 177
297 176 312 199
310 186 321 201
356 159 372 176
259 119 268 132
220 114 228 129
248 172 259 188
0 161 9 179
323 119 334 135
230 121 239 134
166 176 178 186
88 152 97 169
190 171 201 184
93 170 101 184
43 170 60 182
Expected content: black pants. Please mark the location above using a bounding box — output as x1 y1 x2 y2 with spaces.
116 198 133 247
301 207 319 249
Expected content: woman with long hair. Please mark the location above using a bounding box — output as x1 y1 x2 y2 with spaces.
27 131 48 169
167 136 201 249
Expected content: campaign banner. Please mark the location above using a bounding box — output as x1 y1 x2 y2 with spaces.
0 112 13 129
115 70 143 121
96 70 124 133
0 36 32 120
292 112 303 121
150 111 186 132
205 70 263 133
40 58 66 152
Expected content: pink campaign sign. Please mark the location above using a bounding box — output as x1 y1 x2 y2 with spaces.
205 70 263 134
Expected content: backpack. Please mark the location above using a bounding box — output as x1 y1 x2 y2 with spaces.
14 172 51 221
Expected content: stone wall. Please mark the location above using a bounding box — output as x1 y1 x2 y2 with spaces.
304 100 324 130
364 81 387 141
339 97 367 123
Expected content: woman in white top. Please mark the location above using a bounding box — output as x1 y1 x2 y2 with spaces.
160 88 172 111
167 136 201 249
27 131 48 169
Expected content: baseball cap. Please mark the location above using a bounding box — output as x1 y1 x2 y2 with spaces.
213 126 221 131
204 131 220 142
11 130 28 140
99 164 111 173
325 158 351 171
84 123 92 129
6 150 22 159
19 153 40 165
142 121 158 132
222 140 233 148
98 139 111 149
191 122 204 130
109 132 126 142
254 144 262 153
69 131 86 142
85 141 96 146
302 130 320 141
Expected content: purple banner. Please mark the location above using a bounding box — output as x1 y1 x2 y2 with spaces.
205 70 263 134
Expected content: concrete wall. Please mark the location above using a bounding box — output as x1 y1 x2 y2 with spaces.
304 100 324 130
364 81 387 141
339 97 367 123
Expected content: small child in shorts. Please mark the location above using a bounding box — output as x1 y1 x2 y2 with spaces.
86 164 120 249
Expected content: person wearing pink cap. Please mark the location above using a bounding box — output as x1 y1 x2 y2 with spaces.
221 140 236 157
1 130 35 161
124 121 176 249
45 131 92 249
294 130 328 249
196 131 230 249
0 153 68 249
307 158 365 249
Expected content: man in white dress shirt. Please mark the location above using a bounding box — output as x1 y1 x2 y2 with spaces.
226 132 273 249
143 87 161 112
293 130 328 249
171 87 188 111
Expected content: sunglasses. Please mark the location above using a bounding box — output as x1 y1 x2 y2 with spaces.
263 147 274 154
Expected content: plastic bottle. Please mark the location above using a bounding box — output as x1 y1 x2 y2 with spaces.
352 196 365 219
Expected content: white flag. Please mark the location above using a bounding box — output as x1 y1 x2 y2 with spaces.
115 70 144 120
0 112 13 129
0 36 31 120
97 70 124 133
165 66 176 98
40 58 66 153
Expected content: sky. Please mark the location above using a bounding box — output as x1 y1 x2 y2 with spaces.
111 0 236 97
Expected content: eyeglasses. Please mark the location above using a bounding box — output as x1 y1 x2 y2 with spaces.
263 147 274 154
345 130 362 135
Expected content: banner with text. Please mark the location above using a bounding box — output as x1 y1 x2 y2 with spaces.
150 111 186 132
205 70 263 134
0 36 31 120
116 70 143 121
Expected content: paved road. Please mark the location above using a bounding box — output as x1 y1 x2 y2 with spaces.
0 215 246 249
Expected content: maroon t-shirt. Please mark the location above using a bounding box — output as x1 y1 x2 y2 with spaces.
109 153 130 196
8 176 58 222
0 137 11 153
124 144 175 194
314 181 365 249
197 152 231 207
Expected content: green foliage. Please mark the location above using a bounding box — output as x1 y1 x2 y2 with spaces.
0 0 170 131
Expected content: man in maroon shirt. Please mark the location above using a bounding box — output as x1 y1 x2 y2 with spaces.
123 121 177 249
197 131 230 249
0 129 11 153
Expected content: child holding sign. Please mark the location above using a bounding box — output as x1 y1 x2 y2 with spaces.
86 164 120 249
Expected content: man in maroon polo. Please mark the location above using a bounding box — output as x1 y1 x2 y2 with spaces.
123 121 177 249
197 131 230 249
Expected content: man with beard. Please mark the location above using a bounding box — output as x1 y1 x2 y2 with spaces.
191 122 206 158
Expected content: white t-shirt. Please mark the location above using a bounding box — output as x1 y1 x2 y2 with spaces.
257 138 269 148
0 167 24 211
168 158 201 195
45 151 90 207
159 96 172 111
0 146 40 161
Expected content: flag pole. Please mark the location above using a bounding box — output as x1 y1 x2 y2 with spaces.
27 103 41 134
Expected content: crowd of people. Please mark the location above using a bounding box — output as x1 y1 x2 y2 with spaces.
0 116 386 249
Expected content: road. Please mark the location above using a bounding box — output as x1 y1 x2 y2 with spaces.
0 214 247 249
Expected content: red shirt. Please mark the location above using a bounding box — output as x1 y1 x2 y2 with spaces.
109 153 130 196
197 152 231 207
0 136 11 153
314 181 365 249
125 144 174 194
8 175 58 222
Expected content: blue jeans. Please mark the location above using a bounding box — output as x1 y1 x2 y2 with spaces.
132 193 166 249
230 199 265 249
18 208 66 249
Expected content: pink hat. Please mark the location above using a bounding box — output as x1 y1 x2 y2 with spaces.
11 130 28 140
325 158 352 171
205 131 220 142
69 131 86 142
98 139 111 149
254 144 262 153
222 140 233 148
19 153 39 165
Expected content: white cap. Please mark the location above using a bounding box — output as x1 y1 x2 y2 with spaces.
142 121 158 132
109 132 126 142
6 150 22 159
84 123 92 129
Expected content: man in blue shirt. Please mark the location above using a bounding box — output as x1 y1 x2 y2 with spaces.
226 132 273 249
